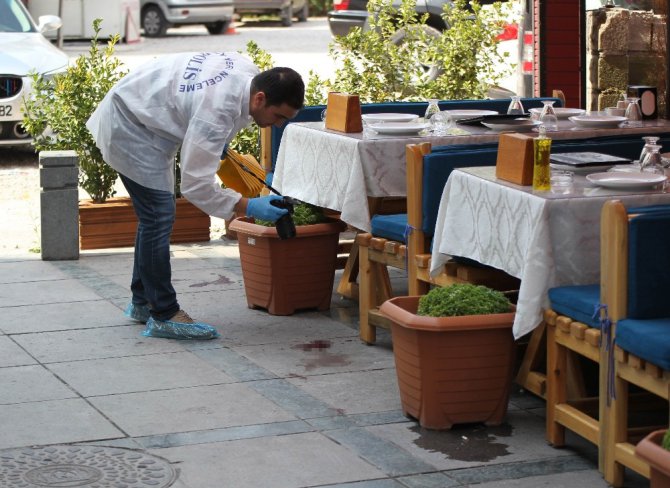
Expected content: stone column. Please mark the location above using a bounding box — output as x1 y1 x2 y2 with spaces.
40 150 79 260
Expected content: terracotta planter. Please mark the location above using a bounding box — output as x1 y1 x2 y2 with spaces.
379 296 516 430
79 197 210 250
635 430 670 487
229 217 346 315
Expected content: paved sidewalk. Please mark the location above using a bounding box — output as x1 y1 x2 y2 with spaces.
0 205 649 487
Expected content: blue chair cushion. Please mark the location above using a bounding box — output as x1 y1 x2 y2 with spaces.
548 284 601 328
627 212 670 318
370 213 407 242
615 318 670 370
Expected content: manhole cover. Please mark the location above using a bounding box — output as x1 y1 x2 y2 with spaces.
0 445 177 488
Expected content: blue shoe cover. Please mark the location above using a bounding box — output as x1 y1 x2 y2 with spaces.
124 302 151 323
141 317 219 340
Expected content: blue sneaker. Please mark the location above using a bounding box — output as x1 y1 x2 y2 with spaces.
141 310 219 340
124 302 151 323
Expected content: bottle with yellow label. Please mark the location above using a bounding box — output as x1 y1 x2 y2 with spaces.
533 125 552 191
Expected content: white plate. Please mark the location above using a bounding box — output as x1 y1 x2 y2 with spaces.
550 163 615 174
441 109 499 120
481 119 542 132
368 122 429 135
569 115 627 128
362 113 419 123
528 107 586 119
586 172 667 189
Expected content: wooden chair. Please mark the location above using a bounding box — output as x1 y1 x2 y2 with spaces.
599 200 670 487
357 142 518 344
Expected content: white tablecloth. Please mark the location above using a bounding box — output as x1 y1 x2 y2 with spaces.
272 119 670 232
430 166 670 339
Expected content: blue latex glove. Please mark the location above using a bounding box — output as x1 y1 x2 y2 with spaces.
246 195 288 222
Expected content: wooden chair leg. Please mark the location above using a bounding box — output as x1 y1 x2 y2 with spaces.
358 244 376 344
601 357 628 486
337 240 360 300
516 322 547 398
546 320 567 446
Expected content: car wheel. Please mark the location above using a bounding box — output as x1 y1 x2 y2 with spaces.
281 5 293 26
297 3 308 22
390 25 443 83
205 21 230 35
142 5 168 37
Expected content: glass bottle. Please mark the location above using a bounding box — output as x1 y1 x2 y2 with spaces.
533 125 552 191
424 99 440 123
539 100 558 132
507 95 525 115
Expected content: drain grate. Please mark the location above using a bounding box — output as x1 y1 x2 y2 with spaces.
0 445 177 487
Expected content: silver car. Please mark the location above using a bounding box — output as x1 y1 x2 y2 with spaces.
0 0 68 146
140 0 235 37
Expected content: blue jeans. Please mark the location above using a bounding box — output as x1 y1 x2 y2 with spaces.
119 174 180 321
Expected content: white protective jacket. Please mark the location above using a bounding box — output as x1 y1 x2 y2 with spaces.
87 52 259 220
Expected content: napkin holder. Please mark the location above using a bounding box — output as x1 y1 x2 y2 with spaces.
325 92 363 133
496 133 534 186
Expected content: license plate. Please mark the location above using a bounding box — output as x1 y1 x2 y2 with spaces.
0 105 13 117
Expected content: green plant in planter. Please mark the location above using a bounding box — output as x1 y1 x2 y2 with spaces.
417 283 511 317
22 19 127 203
254 202 326 227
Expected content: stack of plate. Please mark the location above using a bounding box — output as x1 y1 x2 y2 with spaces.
363 113 429 135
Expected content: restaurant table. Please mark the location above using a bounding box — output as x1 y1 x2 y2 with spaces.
429 166 670 340
272 119 670 232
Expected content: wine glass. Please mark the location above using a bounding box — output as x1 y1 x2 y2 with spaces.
539 100 558 131
638 136 660 167
624 97 643 127
507 96 525 115
424 99 440 123
640 144 664 174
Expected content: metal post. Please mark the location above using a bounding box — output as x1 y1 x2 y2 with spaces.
56 0 64 49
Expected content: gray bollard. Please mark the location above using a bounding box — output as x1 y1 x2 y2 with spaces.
40 150 79 260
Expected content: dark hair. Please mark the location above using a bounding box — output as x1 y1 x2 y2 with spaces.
251 67 304 110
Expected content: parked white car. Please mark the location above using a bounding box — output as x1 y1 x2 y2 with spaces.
140 0 235 37
0 0 68 146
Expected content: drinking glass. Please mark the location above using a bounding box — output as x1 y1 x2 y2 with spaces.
424 99 440 123
624 97 643 127
507 95 525 115
430 111 454 135
640 144 664 174
539 100 558 132
638 136 660 166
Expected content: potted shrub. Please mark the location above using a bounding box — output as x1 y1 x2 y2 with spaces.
229 202 346 315
635 428 670 487
379 283 516 430
23 20 209 250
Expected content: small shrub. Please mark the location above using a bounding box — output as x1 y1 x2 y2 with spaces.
254 202 326 227
662 428 670 451
417 283 511 317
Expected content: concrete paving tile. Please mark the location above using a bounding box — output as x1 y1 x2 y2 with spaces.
396 472 460 488
0 300 128 334
247 379 342 419
0 335 36 366
0 365 75 404
286 369 401 415
0 398 124 449
89 383 297 437
468 468 613 487
152 432 385 488
189 346 278 381
102 267 245 294
137 419 313 449
234 337 395 377
48 351 236 397
364 409 576 472
319 480 403 488
13 325 188 363
325 427 436 477
0 260 70 283
220 313 357 347
0 279 101 307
